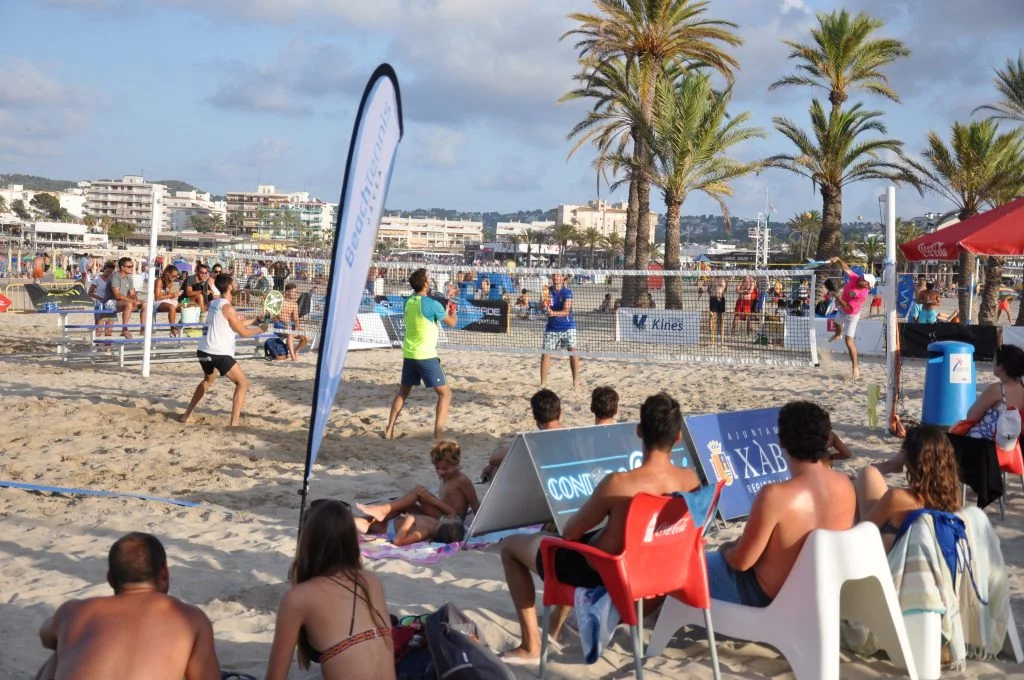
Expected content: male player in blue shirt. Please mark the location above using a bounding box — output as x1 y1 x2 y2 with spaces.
540 273 580 388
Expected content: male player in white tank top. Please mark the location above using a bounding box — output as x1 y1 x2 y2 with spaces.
180 274 267 427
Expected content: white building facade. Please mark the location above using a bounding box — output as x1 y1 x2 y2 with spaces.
1 184 88 219
378 215 483 252
164 190 227 232
555 200 657 243
83 175 169 232
32 221 109 249
495 220 555 241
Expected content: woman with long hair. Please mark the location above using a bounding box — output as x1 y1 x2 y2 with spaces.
266 500 395 680
855 425 962 550
154 265 181 335
963 343 1024 442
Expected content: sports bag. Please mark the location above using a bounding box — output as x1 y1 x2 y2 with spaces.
264 337 288 360
423 603 513 680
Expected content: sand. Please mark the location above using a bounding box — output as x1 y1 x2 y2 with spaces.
1 310 1022 679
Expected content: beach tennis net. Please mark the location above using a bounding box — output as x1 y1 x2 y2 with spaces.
212 256 818 367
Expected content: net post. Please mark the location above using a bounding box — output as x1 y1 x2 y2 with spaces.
809 269 819 366
883 186 898 432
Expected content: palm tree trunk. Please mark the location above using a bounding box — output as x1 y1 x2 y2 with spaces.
633 165 653 305
978 256 1004 325
815 186 843 301
958 251 975 322
663 197 683 309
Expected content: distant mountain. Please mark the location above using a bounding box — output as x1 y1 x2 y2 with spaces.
1 173 205 194
0 174 78 192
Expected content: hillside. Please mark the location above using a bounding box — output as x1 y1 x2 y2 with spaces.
0 173 204 194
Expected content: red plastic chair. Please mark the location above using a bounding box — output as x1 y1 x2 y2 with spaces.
537 480 725 679
996 437 1024 520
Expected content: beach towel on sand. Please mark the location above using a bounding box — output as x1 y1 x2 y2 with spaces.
360 525 542 565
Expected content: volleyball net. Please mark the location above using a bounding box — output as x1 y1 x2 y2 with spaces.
213 255 819 367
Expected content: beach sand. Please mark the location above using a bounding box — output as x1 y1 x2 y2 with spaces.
2 311 1022 679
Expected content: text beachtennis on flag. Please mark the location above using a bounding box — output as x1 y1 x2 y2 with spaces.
301 64 404 526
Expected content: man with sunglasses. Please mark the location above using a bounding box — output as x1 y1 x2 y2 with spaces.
182 265 215 312
109 257 147 338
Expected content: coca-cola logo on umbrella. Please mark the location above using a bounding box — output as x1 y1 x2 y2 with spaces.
917 242 951 259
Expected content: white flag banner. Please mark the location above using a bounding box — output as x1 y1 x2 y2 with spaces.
302 64 403 522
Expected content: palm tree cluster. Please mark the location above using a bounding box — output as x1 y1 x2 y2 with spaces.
560 3 1024 321
504 222 625 269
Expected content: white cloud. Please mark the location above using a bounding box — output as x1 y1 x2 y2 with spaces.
0 58 92 159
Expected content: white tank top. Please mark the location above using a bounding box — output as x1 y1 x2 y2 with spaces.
199 298 236 356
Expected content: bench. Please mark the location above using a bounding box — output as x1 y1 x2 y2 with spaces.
92 333 278 367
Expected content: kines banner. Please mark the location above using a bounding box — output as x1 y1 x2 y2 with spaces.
615 307 700 345
303 64 403 526
24 283 95 310
684 407 789 521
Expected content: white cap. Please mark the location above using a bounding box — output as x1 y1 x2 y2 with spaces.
862 273 877 287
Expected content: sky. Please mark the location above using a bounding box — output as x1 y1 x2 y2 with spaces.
2 0 1022 222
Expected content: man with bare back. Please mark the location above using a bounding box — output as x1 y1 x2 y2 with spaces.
706 400 856 606
498 391 701 662
35 532 220 680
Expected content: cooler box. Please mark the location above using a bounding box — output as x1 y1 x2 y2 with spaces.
922 341 976 427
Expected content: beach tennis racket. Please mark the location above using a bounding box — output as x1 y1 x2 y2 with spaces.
262 290 285 318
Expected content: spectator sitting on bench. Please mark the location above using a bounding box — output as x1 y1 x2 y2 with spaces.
590 386 618 425
89 260 117 344
182 264 214 312
154 265 182 336
109 257 147 339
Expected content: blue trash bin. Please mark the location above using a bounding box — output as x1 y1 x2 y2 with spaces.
921 341 976 427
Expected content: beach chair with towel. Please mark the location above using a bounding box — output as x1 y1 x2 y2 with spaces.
646 522 919 680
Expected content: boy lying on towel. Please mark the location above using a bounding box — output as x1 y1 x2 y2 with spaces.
355 439 479 546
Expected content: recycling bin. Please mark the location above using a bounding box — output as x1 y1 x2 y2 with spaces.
921 341 976 427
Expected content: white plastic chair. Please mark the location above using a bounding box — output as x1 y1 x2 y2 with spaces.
646 522 919 680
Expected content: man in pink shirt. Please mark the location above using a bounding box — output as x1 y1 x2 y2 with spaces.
826 257 876 379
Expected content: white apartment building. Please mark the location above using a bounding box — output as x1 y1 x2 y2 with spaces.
165 190 227 232
1 184 87 219
378 215 483 252
84 175 169 231
224 184 334 241
555 200 657 243
32 221 109 249
495 220 555 241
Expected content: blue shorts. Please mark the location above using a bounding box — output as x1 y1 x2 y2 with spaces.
401 357 447 387
918 309 939 324
705 549 772 607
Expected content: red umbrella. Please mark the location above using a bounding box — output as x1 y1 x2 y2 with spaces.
898 195 1024 261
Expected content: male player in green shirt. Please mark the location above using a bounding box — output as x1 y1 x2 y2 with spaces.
385 267 458 440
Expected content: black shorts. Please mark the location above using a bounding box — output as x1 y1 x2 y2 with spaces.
535 530 603 589
709 297 725 314
197 350 237 376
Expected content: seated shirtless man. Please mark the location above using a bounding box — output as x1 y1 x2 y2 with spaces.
36 532 219 680
498 391 701 662
706 400 856 607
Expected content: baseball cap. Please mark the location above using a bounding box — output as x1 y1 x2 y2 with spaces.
862 273 877 287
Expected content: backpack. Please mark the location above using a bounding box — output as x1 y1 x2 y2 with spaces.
416 603 513 680
297 292 311 318
264 337 288 360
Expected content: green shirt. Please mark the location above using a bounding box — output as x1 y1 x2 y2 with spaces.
403 295 446 360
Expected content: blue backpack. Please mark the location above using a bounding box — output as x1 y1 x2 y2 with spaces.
264 337 288 360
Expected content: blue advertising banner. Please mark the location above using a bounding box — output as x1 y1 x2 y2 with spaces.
469 422 693 536
897 274 915 318
683 407 789 521
302 64 403 527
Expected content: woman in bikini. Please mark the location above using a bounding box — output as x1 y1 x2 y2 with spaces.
854 425 961 551
154 265 182 335
266 500 395 680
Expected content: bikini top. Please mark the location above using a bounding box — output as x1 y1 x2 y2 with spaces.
301 575 391 665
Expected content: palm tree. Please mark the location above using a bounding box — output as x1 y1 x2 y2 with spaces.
533 230 553 267
770 101 919 268
522 229 538 267
839 236 860 263
0 197 6 214
974 52 1024 124
602 232 625 268
506 234 523 266
862 235 884 272
769 9 910 114
627 73 766 308
563 0 742 301
906 120 1024 323
786 210 821 260
550 222 578 267
578 227 605 268
895 218 924 269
